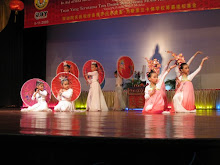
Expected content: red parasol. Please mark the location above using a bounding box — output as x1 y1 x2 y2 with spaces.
56 60 79 78
51 72 81 101
20 78 51 107
117 56 134 79
82 60 105 84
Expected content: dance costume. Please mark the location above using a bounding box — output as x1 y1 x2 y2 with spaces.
21 90 51 112
86 71 108 111
173 66 201 112
143 70 169 114
158 63 169 110
54 88 74 112
113 75 126 110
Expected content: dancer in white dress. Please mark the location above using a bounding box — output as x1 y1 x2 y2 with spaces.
54 78 74 112
63 61 76 111
86 62 108 111
113 71 126 110
21 81 51 112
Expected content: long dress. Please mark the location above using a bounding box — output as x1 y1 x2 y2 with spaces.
65 71 76 111
113 75 126 110
54 88 74 112
173 66 201 113
158 63 169 110
142 71 169 114
86 71 108 111
21 90 51 112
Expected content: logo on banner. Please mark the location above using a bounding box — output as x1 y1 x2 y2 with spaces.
34 0 49 10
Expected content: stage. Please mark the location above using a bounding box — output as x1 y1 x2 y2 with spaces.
1 109 220 164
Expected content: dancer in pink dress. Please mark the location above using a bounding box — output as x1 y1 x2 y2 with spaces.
143 65 176 114
145 58 175 110
173 56 208 113
172 51 203 88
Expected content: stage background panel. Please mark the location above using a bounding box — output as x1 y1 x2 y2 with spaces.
46 9 220 91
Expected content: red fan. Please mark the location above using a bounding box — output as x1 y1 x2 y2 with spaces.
117 56 134 79
56 60 79 78
83 60 105 84
20 78 51 107
51 72 81 101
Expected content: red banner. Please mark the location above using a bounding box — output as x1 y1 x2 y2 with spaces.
24 0 220 28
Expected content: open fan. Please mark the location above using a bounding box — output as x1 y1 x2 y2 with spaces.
56 60 79 78
82 60 105 84
51 72 81 101
117 56 134 79
20 78 51 107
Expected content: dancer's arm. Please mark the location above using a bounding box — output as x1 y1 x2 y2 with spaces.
174 66 181 78
157 65 176 89
160 58 175 78
57 89 62 101
187 51 203 66
85 73 92 84
144 86 150 99
88 71 97 76
62 89 73 99
31 92 37 100
39 90 47 97
188 56 208 81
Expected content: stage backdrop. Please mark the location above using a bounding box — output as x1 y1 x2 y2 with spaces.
24 0 220 28
46 9 220 91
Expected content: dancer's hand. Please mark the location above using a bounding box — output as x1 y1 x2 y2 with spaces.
200 56 208 67
59 89 63 95
36 89 39 93
166 50 173 54
202 56 209 61
144 57 149 61
195 51 203 55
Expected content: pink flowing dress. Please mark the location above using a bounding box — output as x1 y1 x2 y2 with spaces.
143 71 169 114
173 66 201 112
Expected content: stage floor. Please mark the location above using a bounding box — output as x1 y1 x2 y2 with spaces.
1 109 220 164
1 109 220 139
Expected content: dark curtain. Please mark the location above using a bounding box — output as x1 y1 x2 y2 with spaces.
0 10 24 107
0 9 47 108
23 27 47 84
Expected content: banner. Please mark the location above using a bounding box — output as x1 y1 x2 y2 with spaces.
24 0 220 28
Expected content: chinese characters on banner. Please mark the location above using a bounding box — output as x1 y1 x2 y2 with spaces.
24 0 220 28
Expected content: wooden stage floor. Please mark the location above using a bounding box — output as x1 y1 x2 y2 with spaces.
1 109 220 164
0 109 220 139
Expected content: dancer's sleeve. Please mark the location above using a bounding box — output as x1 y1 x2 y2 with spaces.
159 63 169 79
57 94 61 101
39 90 47 97
31 93 36 100
175 66 180 78
157 71 168 89
87 79 92 84
144 86 150 100
186 55 195 66
88 71 97 76
62 89 73 99
188 66 202 81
